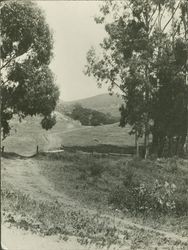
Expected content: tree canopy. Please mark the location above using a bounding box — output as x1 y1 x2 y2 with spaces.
0 0 60 138
67 104 118 126
85 0 188 157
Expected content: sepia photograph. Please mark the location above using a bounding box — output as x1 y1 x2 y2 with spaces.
1 0 188 249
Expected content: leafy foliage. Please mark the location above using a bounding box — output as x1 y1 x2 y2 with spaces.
1 0 59 138
67 104 118 126
85 0 188 157
108 159 188 217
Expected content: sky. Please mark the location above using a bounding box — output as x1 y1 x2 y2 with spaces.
37 1 108 101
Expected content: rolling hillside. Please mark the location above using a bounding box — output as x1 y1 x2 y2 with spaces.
57 93 123 118
2 95 134 156
2 113 137 156
2 112 82 156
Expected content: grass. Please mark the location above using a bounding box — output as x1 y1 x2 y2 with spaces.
2 114 139 156
58 123 137 147
2 151 188 248
37 153 188 230
2 188 187 249
2 114 81 155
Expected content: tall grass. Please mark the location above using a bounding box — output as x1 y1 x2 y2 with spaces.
2 188 187 249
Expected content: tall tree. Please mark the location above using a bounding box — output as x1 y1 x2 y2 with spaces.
0 0 60 139
152 0 188 156
85 0 159 158
180 0 188 153
85 0 187 158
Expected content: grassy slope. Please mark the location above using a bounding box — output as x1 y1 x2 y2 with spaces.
2 114 138 155
2 152 188 249
2 113 82 155
59 123 137 147
60 93 123 118
2 110 187 248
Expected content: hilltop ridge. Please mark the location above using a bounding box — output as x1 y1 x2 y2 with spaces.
57 93 123 118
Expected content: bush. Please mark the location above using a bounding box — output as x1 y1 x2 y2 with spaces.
108 178 187 217
122 165 140 187
67 104 118 126
88 162 105 178
174 195 188 216
166 158 178 173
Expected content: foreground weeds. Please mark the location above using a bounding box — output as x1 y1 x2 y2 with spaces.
2 188 188 249
2 152 188 249
108 158 188 219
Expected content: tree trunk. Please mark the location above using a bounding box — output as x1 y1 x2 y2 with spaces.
168 136 173 157
184 58 188 154
183 5 188 155
158 136 165 157
135 130 139 157
152 121 160 155
144 117 150 159
175 136 180 156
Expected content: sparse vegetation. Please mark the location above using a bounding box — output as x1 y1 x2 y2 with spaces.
66 104 118 126
2 187 188 249
2 151 188 248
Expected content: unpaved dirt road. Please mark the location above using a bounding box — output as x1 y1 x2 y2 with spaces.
2 224 99 250
2 157 79 207
2 157 188 250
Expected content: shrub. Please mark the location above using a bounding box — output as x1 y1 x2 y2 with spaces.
174 195 188 216
67 104 118 126
88 162 104 178
122 165 140 188
166 158 178 173
108 185 126 210
108 179 187 217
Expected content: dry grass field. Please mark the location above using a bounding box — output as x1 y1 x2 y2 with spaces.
1 151 188 249
1 114 188 249
2 113 137 156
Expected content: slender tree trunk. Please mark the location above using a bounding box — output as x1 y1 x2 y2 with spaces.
144 113 150 159
135 129 139 157
144 133 149 159
144 7 150 160
0 4 2 161
175 136 180 156
168 136 173 157
182 3 188 154
158 3 161 31
152 121 162 156
184 56 188 154
0 5 3 248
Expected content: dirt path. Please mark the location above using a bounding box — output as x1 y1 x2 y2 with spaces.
2 157 188 249
2 157 78 208
2 224 100 250
2 222 187 250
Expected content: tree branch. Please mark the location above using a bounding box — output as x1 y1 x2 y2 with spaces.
109 77 127 95
0 53 16 70
162 0 181 32
0 79 9 87
148 5 158 24
149 14 159 35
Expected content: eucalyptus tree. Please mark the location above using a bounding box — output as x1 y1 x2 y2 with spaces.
180 0 188 153
85 0 187 157
152 0 188 156
0 0 60 138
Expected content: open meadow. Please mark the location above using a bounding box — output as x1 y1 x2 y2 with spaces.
2 123 188 249
2 113 137 156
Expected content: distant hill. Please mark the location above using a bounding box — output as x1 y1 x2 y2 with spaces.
57 94 123 118
2 112 82 155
